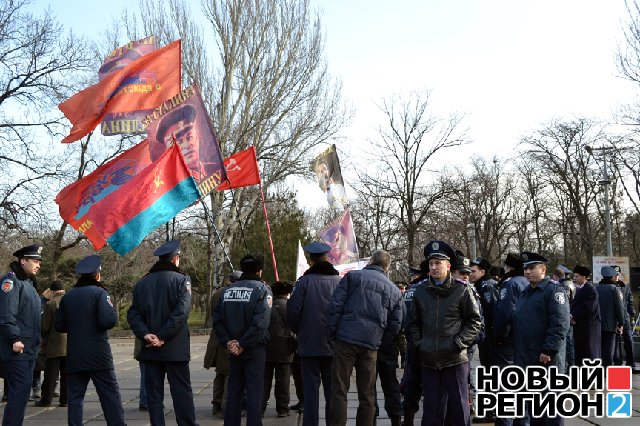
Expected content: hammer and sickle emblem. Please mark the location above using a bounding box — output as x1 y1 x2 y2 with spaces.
226 158 241 172
153 168 164 193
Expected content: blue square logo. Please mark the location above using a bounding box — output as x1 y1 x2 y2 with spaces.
607 393 632 417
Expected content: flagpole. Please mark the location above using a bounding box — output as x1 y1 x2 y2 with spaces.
201 201 234 271
259 182 279 281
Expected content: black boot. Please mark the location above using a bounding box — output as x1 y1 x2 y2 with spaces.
402 411 415 426
391 416 402 426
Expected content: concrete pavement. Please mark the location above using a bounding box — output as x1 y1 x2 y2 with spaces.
4 335 639 425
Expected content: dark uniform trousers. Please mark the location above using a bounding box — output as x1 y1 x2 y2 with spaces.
40 356 67 405
291 353 304 405
421 362 470 426
226 347 266 426
2 359 35 426
144 360 198 426
329 339 377 426
376 342 402 419
614 327 636 367
300 356 332 426
402 345 422 415
601 331 617 367
262 361 291 414
67 369 124 426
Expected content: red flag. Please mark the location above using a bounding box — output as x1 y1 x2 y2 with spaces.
59 40 181 143
55 140 153 246
216 146 261 190
83 144 200 254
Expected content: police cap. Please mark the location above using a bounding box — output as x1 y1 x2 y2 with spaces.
75 255 101 275
556 264 572 275
424 240 456 262
303 242 331 255
612 265 621 275
573 265 590 277
452 256 472 273
520 251 548 267
601 266 616 278
13 244 43 260
240 254 265 273
471 256 492 272
153 240 181 257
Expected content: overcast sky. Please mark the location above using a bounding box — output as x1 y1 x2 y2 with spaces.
37 0 640 209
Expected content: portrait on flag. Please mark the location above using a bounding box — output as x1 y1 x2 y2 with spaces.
310 144 349 211
145 85 226 196
318 209 359 265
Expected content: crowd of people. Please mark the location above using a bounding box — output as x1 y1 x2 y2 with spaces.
0 239 638 426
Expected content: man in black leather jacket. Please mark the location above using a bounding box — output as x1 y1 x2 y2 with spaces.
408 240 482 426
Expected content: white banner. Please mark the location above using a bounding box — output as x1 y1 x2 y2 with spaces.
592 256 630 283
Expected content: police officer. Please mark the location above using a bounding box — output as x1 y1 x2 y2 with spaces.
400 260 428 426
286 242 341 426
596 266 624 367
611 266 637 370
127 240 198 426
469 256 497 369
0 244 42 426
213 254 272 426
407 241 481 426
512 251 570 426
552 264 576 369
54 255 125 426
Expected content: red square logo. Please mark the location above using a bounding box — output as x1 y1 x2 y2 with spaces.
607 366 632 391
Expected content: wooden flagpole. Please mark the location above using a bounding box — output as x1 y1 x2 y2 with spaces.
259 182 279 281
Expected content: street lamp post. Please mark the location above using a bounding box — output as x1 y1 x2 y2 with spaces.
585 145 613 257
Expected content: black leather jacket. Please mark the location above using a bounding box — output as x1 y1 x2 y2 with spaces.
408 275 482 369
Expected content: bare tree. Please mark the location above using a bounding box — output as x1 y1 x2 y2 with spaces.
360 90 468 264
518 118 605 261
0 0 91 236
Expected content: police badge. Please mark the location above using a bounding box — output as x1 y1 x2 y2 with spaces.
555 293 565 305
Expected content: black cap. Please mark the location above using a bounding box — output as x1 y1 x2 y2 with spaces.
229 270 242 282
49 280 65 291
520 251 548 267
504 252 523 269
13 244 43 260
471 257 492 272
240 254 265 273
153 240 181 257
424 240 456 262
452 256 472 273
601 266 616 278
303 242 331 255
573 265 590 277
75 255 101 275
408 266 422 275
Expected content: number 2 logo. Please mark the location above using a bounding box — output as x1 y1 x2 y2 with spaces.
607 393 632 417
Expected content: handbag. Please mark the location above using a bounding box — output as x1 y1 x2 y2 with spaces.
275 305 297 353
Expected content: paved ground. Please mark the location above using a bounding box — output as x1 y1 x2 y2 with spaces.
2 335 639 425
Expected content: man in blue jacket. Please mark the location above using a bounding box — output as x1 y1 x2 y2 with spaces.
54 255 124 426
286 242 341 426
127 240 198 426
326 250 403 426
213 254 272 426
596 266 624 368
0 244 42 426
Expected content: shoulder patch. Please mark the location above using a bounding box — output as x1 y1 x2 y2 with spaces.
499 288 507 300
185 279 191 294
2 279 14 293
554 292 565 305
106 294 113 307
266 295 273 308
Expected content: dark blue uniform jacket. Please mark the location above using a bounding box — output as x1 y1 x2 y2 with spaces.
0 262 41 361
402 276 428 334
213 273 272 352
286 261 341 357
596 278 624 332
55 275 117 374
127 261 192 362
326 264 403 351
513 278 570 370
493 273 528 345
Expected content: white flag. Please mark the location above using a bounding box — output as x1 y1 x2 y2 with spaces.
295 240 310 279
